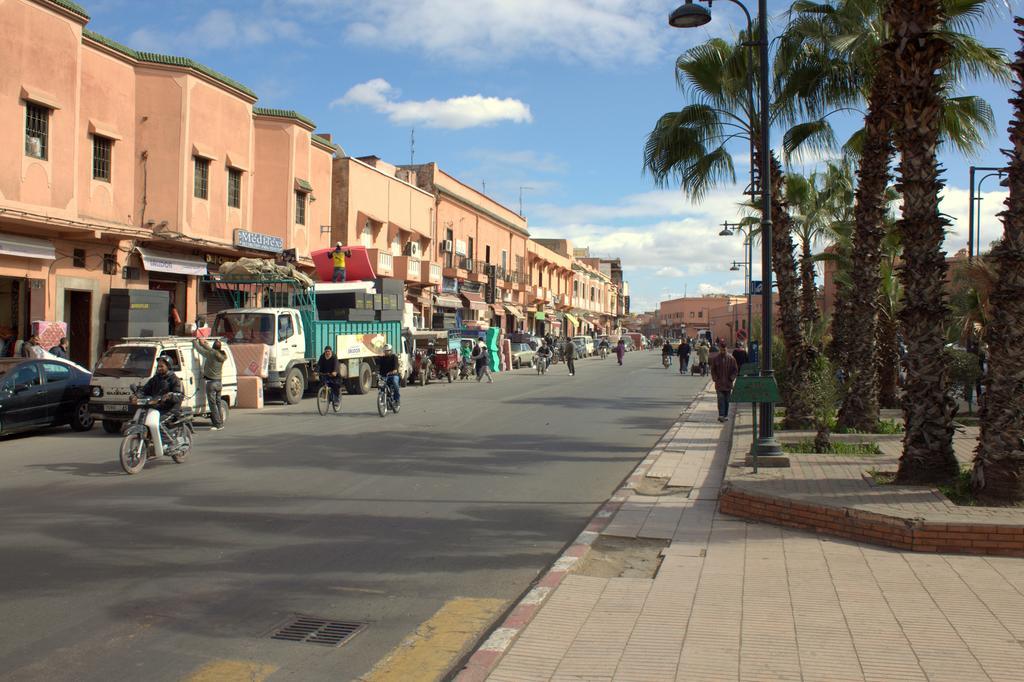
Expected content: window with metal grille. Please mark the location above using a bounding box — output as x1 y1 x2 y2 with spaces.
92 136 112 181
73 249 85 268
25 103 49 159
295 191 306 225
194 157 210 199
227 168 241 208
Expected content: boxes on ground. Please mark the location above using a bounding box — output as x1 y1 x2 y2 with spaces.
229 344 270 378
235 376 264 409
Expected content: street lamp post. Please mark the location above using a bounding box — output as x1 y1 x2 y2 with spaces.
721 221 753 347
672 0 781 457
973 170 1005 259
967 166 1005 261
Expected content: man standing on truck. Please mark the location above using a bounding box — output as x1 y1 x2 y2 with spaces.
377 344 401 406
194 337 227 430
331 242 351 283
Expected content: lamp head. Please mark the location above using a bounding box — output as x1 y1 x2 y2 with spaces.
730 264 740 271
669 1 712 29
719 227 734 237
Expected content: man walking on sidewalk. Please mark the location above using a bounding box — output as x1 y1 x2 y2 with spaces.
710 341 738 423
564 337 576 376
194 337 227 430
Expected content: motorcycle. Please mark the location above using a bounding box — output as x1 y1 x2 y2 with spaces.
599 346 609 360
533 354 549 375
119 388 194 475
662 353 672 368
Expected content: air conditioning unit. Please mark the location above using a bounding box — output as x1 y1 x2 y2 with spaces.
403 241 421 257
440 240 454 253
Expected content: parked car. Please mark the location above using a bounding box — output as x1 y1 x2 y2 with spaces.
572 336 595 357
510 342 535 369
570 338 588 359
0 357 94 436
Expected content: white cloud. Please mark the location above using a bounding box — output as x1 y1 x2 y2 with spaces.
323 0 669 66
127 10 303 53
656 266 685 278
331 79 533 129
698 283 727 295
465 149 567 175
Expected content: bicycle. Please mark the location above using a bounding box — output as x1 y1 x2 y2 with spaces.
376 373 400 417
316 378 341 415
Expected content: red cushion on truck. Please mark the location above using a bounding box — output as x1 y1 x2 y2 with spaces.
311 246 375 282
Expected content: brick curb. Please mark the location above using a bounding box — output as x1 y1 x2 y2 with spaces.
719 484 1024 557
452 393 706 682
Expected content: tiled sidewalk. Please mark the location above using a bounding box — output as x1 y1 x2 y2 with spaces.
481 391 1024 682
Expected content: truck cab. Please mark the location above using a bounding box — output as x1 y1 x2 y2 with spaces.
213 307 308 403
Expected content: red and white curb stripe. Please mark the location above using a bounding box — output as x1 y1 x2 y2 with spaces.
454 396 702 682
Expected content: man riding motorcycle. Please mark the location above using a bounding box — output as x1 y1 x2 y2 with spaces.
135 355 184 447
377 344 401 406
535 341 553 370
662 341 674 367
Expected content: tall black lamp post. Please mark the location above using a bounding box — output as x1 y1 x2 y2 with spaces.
670 0 781 456
967 166 1006 260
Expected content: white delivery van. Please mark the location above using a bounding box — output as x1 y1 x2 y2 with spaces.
88 336 238 434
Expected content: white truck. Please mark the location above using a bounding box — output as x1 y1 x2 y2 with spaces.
207 276 408 403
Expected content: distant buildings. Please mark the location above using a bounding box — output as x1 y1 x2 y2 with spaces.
1 0 628 367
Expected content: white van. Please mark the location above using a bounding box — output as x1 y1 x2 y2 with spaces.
89 337 238 434
572 335 596 357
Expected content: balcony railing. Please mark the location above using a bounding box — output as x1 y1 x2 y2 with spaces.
393 256 422 283
368 249 393 277
423 261 442 285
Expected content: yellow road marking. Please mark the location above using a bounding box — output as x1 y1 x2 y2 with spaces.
184 659 278 682
362 597 507 682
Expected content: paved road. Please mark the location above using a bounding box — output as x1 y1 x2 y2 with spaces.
0 351 703 681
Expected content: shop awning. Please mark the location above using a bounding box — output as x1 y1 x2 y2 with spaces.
0 233 55 260
564 313 580 327
433 293 462 309
489 304 505 317
503 304 525 319
137 248 208 276
460 292 488 311
534 311 546 320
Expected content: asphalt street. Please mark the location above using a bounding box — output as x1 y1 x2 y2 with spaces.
0 350 704 681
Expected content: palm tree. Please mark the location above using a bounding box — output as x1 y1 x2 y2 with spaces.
876 227 902 409
885 0 960 484
973 18 1024 504
644 26 832 429
784 163 855 332
779 0 1008 434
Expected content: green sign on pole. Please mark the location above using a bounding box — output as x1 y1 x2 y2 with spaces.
730 375 780 403
739 362 760 377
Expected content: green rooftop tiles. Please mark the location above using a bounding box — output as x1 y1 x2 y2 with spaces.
81 29 256 98
46 0 89 20
312 134 343 154
253 108 316 128
295 178 314 192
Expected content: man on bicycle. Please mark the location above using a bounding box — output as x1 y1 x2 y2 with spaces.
317 346 341 407
377 344 401 406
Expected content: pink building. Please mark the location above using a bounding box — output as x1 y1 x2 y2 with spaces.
0 0 336 366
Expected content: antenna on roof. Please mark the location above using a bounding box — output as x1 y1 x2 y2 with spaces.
410 128 415 165
482 180 487 194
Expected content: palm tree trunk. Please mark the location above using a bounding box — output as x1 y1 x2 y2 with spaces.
887 0 959 484
837 87 892 433
768 153 814 429
972 18 1024 504
799 238 819 328
876 308 900 409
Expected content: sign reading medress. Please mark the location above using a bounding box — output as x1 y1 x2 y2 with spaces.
234 229 284 253
730 376 780 403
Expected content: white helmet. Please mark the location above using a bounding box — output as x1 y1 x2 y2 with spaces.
383 344 393 352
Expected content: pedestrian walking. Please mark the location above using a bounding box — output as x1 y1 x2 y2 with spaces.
472 340 492 383
732 342 749 368
710 341 739 422
696 338 710 376
49 337 69 359
678 338 690 374
564 337 576 376
615 339 625 365
21 335 44 358
193 337 227 430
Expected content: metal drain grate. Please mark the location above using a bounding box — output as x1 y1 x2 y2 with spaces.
270 616 366 647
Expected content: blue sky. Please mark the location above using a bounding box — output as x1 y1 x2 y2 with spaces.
82 0 1020 313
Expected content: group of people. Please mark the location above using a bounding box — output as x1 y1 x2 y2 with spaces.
19 335 69 360
318 343 403 407
661 336 750 422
